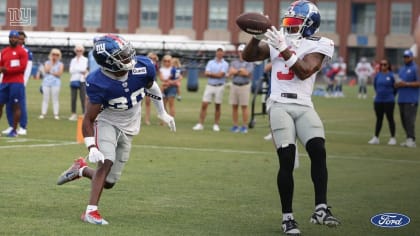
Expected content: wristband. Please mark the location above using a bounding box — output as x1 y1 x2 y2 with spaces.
284 54 298 68
84 137 96 149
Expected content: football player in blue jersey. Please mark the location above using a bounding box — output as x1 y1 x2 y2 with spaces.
57 34 176 225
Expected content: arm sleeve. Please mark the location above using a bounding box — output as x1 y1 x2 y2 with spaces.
146 81 165 115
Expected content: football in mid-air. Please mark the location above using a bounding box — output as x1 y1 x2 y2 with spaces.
236 12 271 35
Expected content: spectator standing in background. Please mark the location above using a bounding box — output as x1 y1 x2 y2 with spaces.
0 30 28 137
68 45 88 121
39 48 64 120
88 46 100 73
192 46 229 132
2 31 32 136
368 59 397 145
159 54 179 117
354 57 374 99
228 44 254 134
394 50 420 148
332 57 346 97
171 57 183 101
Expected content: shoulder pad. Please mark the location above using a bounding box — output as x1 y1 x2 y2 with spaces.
306 36 321 41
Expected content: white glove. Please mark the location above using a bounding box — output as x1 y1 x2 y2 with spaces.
262 26 288 52
88 147 105 163
158 112 176 132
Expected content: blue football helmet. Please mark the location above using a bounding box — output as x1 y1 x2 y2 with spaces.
93 34 136 72
281 0 321 39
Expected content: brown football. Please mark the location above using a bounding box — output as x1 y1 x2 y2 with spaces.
236 12 272 35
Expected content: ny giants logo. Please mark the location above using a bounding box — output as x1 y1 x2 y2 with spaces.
8 8 31 26
95 43 106 54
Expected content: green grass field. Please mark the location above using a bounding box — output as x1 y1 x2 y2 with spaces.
0 74 419 236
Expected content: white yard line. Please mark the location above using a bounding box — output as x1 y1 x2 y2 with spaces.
132 144 420 165
0 140 418 165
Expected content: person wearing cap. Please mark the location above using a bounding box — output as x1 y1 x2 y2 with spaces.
228 44 254 133
394 49 420 148
0 30 29 137
192 46 229 132
2 31 33 136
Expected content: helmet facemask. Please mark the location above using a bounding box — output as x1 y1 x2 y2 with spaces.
281 16 305 47
104 42 136 72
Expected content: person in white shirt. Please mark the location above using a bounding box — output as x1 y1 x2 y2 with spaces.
68 45 88 121
354 57 374 99
241 1 340 235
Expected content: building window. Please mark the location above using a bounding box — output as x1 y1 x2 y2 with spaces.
391 3 411 34
0 0 6 25
174 0 193 28
351 4 376 34
317 2 336 33
84 0 101 28
244 0 263 13
116 0 129 29
141 0 159 28
52 0 69 27
208 0 227 29
20 0 37 26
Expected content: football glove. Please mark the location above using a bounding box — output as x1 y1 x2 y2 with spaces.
262 26 288 52
88 147 105 163
158 112 176 132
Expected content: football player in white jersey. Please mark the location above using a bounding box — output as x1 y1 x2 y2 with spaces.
242 1 340 235
56 34 175 225
354 57 374 99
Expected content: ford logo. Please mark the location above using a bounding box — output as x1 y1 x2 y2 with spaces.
371 213 410 228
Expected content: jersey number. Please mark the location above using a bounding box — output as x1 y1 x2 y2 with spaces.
108 88 145 110
276 51 296 80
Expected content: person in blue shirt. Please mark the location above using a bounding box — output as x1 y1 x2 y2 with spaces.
88 49 100 73
368 59 397 145
395 50 420 148
192 46 229 132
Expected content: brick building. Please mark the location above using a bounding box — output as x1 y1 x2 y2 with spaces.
1 0 419 69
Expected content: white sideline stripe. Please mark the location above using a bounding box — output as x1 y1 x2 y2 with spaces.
0 141 418 165
0 141 77 149
132 144 420 165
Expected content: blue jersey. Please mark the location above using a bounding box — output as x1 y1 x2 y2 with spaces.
85 56 156 135
374 71 396 103
23 45 33 61
397 61 419 104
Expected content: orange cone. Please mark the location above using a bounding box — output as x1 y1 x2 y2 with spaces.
76 115 84 143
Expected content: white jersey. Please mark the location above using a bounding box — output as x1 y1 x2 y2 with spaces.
354 62 373 79
269 36 334 107
332 61 346 76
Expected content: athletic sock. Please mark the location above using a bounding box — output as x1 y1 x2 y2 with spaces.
79 166 87 177
315 203 327 211
86 205 98 213
283 213 294 221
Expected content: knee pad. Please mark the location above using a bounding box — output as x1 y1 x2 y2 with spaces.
306 137 326 161
306 137 325 150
